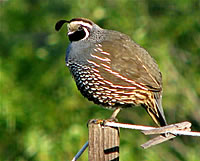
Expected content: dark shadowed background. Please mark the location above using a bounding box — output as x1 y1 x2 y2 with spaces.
1 0 200 160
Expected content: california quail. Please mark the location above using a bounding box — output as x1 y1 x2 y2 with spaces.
55 18 167 126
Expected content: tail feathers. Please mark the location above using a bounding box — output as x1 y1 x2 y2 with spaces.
144 93 167 127
146 105 167 127
154 92 167 126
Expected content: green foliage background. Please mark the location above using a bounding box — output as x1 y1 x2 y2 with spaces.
1 0 200 160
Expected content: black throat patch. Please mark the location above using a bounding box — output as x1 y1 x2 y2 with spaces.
68 29 86 42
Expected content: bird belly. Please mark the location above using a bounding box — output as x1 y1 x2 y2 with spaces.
68 62 151 109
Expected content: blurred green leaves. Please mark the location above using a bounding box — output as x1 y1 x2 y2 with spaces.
1 0 200 161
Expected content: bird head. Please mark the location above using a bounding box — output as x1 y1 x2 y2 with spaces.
55 18 94 42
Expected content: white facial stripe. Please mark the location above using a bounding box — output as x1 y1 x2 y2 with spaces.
82 27 90 40
70 21 93 29
68 31 74 35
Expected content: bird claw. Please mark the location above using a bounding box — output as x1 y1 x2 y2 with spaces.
87 119 105 127
107 117 118 122
87 118 118 128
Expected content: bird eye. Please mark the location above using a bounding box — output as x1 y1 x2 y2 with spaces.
78 26 82 31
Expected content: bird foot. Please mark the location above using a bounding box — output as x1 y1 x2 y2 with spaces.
107 117 118 122
87 118 118 128
87 119 105 127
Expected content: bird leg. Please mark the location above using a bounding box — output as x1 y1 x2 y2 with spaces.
108 108 121 122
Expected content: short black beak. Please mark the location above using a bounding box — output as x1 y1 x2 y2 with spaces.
55 20 70 31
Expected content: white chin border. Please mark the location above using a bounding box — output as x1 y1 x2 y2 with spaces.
81 27 90 41
68 31 74 35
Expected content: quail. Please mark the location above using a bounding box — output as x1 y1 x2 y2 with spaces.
55 18 167 126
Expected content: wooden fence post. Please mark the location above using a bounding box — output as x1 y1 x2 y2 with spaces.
88 120 120 161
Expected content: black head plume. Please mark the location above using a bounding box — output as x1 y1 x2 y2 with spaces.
55 20 69 31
